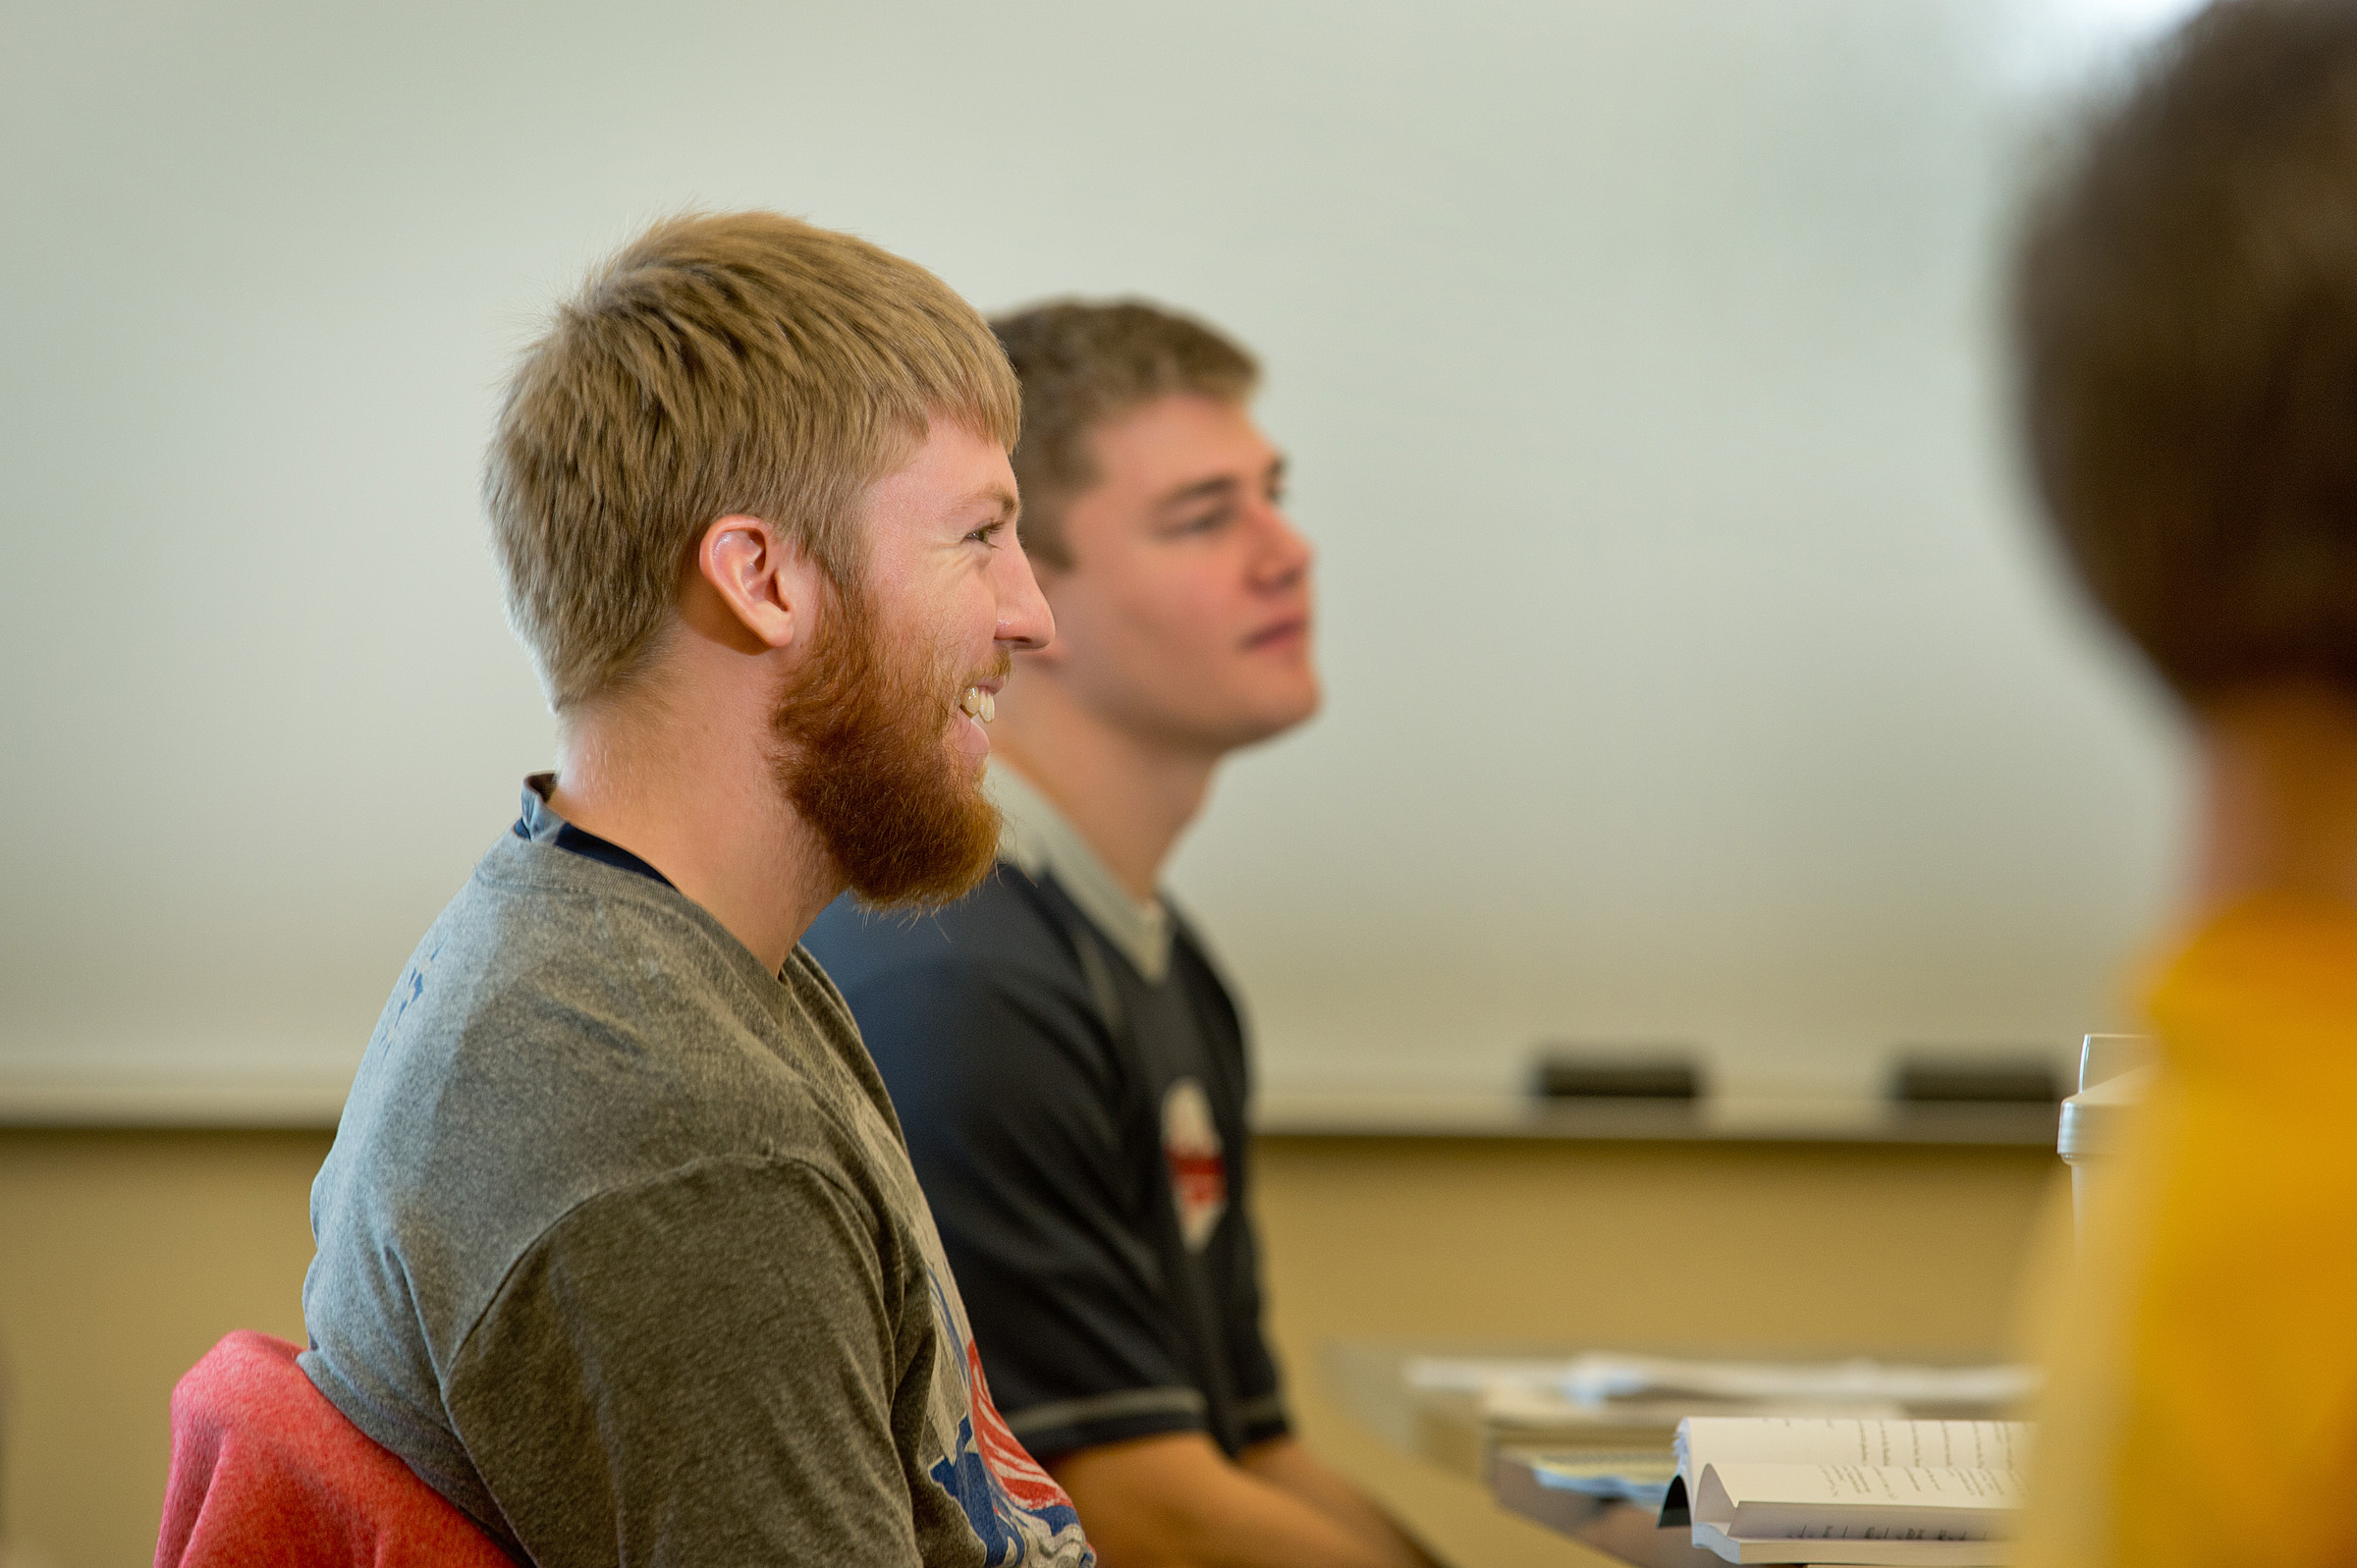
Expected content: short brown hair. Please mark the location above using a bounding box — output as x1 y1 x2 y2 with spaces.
486 211 1019 712
2014 0 2357 697
990 299 1258 568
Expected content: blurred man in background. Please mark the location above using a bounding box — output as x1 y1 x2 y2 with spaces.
809 300 1438 1568
2011 1 2357 1560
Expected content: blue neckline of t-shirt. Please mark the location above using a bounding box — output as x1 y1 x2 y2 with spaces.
512 815 676 890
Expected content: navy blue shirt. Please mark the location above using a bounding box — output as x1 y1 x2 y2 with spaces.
806 865 1288 1463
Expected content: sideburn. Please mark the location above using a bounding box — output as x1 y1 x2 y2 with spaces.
770 583 1004 908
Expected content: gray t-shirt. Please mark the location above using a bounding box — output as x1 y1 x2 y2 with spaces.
301 784 1093 1567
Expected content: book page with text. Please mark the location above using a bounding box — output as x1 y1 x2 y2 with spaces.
1678 1419 2031 1487
1696 1462 2022 1541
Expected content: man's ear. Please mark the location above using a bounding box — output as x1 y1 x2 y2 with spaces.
682 514 827 655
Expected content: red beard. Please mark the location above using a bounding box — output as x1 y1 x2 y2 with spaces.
771 583 1005 908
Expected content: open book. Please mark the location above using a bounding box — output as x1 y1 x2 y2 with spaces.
1663 1418 2031 1565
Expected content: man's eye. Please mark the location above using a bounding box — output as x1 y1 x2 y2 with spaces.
1174 510 1230 535
967 522 1005 547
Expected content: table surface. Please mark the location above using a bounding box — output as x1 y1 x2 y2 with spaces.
1321 1343 2026 1568
1320 1343 1729 1568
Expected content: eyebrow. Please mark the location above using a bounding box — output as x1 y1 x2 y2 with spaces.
1151 455 1287 515
965 484 1020 524
1154 475 1238 513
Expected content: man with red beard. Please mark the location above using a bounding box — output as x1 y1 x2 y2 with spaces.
809 301 1438 1568
300 212 1093 1568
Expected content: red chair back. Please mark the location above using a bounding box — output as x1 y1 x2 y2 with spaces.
155 1330 513 1568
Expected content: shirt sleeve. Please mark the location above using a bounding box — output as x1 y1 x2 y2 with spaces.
855 955 1211 1462
442 1154 927 1568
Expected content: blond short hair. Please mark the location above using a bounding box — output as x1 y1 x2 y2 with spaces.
989 299 1258 569
486 211 1019 712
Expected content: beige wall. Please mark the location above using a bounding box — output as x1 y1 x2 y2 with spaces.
0 1129 2063 1568
1252 1135 2067 1566
0 1131 326 1568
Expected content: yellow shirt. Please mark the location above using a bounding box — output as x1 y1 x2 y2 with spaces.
2018 894 2357 1567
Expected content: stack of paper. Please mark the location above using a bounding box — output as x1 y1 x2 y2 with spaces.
1491 1447 1681 1536
1405 1354 2031 1414
1401 1353 2033 1458
1560 1355 2035 1411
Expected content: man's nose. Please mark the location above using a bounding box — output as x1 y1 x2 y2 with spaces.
1253 504 1315 588
994 538 1056 651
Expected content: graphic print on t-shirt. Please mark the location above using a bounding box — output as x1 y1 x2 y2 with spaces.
1161 1078 1229 1251
923 1271 1093 1566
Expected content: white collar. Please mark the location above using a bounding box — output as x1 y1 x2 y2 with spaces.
986 761 1172 983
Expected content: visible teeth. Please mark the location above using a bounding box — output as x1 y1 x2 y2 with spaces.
960 686 995 724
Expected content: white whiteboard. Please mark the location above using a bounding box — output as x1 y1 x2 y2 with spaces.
0 0 2201 1113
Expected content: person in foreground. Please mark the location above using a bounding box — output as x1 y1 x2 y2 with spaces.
2011 2 2357 1562
807 301 1439 1568
300 211 1095 1566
